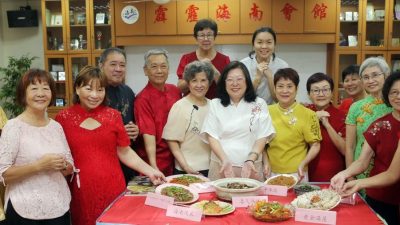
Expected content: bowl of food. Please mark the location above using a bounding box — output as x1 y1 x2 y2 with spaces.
249 200 294 222
265 174 298 189
293 184 321 196
212 178 263 201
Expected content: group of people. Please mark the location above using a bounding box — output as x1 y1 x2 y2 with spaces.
0 18 399 225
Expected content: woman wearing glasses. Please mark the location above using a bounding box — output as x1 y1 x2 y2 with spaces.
162 61 213 177
331 72 400 225
241 27 288 105
306 73 346 182
345 57 392 190
201 61 275 181
176 19 230 99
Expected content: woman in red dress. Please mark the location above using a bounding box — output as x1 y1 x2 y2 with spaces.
56 66 165 225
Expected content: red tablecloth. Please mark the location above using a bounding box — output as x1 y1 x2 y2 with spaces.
97 188 384 225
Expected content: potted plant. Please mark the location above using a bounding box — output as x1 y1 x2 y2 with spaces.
0 55 37 118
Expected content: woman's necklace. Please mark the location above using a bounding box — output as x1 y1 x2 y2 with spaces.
278 102 297 125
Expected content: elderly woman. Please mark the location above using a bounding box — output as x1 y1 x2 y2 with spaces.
306 73 346 182
0 69 74 224
267 68 321 181
345 57 392 183
331 72 400 225
338 65 366 114
177 18 230 98
201 61 275 181
163 61 214 177
241 27 288 104
56 66 165 225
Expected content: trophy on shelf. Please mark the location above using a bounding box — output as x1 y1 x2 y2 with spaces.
78 34 84 49
96 31 103 50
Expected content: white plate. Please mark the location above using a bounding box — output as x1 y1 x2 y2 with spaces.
265 174 299 189
191 200 235 216
166 174 210 186
155 183 199 204
291 189 341 210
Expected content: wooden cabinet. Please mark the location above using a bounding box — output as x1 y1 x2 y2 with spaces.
41 0 115 116
388 0 400 50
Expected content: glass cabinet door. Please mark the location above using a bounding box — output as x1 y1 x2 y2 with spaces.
92 0 113 52
46 56 68 107
43 0 66 52
67 0 90 52
363 0 388 49
338 0 361 48
389 52 400 72
389 0 400 49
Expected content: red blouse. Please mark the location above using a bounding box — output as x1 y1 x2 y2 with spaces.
307 104 346 182
176 51 230 99
134 82 181 176
364 113 400 204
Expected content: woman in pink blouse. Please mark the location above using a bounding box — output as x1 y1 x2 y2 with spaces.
0 69 74 225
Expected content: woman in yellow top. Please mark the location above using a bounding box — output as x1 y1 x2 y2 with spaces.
266 68 322 181
0 106 7 132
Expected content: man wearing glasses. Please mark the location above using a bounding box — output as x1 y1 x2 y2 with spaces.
176 18 230 99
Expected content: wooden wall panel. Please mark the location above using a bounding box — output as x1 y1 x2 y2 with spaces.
240 0 271 34
146 1 177 35
177 1 208 35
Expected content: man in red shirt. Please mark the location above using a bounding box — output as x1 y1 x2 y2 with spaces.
134 49 182 176
306 73 346 182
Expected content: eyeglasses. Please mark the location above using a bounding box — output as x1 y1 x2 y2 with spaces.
197 34 214 40
389 90 400 98
226 77 245 85
361 72 384 81
310 88 331 95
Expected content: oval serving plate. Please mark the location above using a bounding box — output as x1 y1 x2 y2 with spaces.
166 174 210 186
191 200 235 216
265 174 299 189
291 189 341 210
155 183 199 204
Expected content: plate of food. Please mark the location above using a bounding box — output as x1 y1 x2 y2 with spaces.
126 176 155 194
265 174 298 189
166 174 210 186
191 200 235 216
291 189 341 210
155 183 199 204
249 200 294 222
212 178 263 201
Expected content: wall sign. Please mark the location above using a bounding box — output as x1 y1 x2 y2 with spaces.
121 5 139 24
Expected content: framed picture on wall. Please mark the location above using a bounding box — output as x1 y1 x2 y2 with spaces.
96 13 106 24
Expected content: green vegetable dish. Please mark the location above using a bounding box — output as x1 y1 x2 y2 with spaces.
161 186 194 202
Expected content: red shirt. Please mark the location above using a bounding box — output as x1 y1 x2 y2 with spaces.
307 104 346 182
364 113 400 204
338 98 353 115
134 82 181 176
176 51 230 99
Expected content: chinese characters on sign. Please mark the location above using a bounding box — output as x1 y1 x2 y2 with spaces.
249 3 263 21
216 4 231 21
281 3 297 21
154 5 168 23
166 205 203 222
186 4 199 22
312 3 328 20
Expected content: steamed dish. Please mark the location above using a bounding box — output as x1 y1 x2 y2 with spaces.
291 189 341 210
224 182 254 189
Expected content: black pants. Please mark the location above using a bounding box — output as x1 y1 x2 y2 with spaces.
173 168 209 177
366 196 399 225
4 200 70 225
